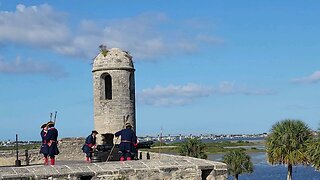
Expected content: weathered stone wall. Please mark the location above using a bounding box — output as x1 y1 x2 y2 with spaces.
0 149 42 166
0 152 227 180
0 138 86 166
56 137 85 161
0 138 228 179
92 48 136 144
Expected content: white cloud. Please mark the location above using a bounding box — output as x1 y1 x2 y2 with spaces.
138 83 212 107
0 4 70 48
0 4 221 61
290 71 320 84
215 81 275 95
67 13 208 60
0 56 67 78
137 82 275 107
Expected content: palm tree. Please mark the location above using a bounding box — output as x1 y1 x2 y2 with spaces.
179 138 207 159
306 127 320 170
266 119 312 180
306 138 320 170
222 149 254 180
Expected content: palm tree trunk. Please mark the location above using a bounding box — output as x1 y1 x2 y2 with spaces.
234 174 239 180
287 164 292 180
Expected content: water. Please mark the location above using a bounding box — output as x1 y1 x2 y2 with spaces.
208 152 320 180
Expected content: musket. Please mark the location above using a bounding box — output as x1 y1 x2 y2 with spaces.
123 115 126 127
126 115 129 123
106 115 128 161
50 113 53 121
54 111 57 124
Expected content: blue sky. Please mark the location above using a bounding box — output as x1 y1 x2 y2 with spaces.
0 1 319 140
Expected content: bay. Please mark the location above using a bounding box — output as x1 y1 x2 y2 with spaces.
208 152 320 180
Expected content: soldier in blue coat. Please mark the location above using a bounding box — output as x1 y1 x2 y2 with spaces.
82 130 98 162
40 123 49 165
46 121 59 165
115 122 137 161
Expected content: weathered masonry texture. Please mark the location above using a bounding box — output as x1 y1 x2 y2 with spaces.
0 139 227 179
92 48 136 144
0 152 227 180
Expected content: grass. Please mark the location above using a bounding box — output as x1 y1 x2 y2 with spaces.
150 140 265 154
0 140 266 154
0 144 41 151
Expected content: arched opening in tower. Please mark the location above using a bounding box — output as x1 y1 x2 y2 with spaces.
129 72 134 100
101 73 112 100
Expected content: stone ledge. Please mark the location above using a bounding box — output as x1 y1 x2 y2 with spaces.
0 153 227 180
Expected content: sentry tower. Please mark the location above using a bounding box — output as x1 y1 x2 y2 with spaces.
92 47 136 144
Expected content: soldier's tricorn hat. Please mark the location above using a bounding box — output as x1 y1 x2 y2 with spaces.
125 122 133 127
47 121 55 127
92 130 99 134
40 123 47 128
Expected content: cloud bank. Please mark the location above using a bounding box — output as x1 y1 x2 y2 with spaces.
290 71 320 84
0 4 220 61
0 56 67 78
137 82 275 107
0 4 70 49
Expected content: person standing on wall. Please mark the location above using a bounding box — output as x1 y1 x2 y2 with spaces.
40 123 49 165
46 121 59 165
82 130 99 162
115 122 137 161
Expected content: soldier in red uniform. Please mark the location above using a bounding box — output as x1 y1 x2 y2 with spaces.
46 121 59 165
115 122 137 161
82 130 99 162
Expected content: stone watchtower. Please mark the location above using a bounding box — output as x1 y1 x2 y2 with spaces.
92 48 136 144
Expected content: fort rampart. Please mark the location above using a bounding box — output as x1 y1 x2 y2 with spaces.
0 138 227 179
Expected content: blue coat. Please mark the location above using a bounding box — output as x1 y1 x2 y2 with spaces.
115 128 137 153
82 134 96 155
39 130 48 155
46 127 59 156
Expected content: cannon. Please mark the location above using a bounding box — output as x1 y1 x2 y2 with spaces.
92 133 153 162
136 140 154 149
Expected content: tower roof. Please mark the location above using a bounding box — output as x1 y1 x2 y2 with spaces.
92 48 134 72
